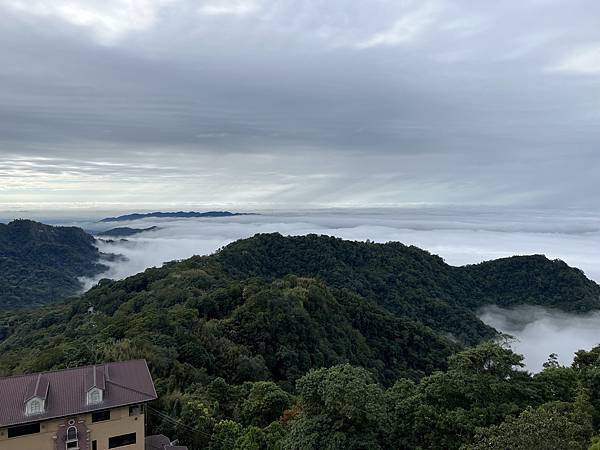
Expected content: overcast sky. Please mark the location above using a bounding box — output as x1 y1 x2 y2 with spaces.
1 0 599 210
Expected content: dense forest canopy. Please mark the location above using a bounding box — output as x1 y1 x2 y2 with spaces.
0 219 111 307
1 232 599 448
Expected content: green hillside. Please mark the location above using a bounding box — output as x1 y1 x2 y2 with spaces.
1 233 599 449
0 219 109 307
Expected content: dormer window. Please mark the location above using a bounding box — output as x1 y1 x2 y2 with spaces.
25 397 45 415
85 365 106 405
87 387 103 405
24 374 49 416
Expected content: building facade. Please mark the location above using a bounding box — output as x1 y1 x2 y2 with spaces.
0 360 157 450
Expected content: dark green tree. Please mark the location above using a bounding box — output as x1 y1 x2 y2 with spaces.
283 364 388 450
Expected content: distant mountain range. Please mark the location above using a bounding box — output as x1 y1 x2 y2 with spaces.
0 220 112 307
99 211 257 222
96 226 160 237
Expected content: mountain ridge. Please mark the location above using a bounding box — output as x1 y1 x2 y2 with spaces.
96 226 160 237
99 210 258 222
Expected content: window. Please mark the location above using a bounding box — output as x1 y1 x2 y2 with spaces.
25 397 45 415
66 426 79 449
87 387 103 405
7 423 40 438
92 441 98 450
67 426 77 440
30 399 41 414
92 410 111 422
108 433 136 448
129 405 141 416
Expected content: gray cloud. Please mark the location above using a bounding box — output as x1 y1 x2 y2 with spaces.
1 0 600 208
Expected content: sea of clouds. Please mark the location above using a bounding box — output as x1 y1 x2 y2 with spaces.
479 305 600 372
77 207 600 284
7 207 599 371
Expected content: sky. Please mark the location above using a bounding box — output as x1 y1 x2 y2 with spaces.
1 0 599 209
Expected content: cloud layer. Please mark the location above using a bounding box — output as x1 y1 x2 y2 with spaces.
1 0 600 208
73 207 600 285
479 305 600 372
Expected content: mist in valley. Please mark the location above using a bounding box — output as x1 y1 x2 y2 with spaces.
479 305 600 372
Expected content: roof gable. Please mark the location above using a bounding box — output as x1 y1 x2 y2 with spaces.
24 374 49 402
84 365 106 391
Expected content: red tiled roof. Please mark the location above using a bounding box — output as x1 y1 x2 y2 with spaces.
0 359 157 428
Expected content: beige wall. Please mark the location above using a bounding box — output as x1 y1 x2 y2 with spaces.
0 406 145 450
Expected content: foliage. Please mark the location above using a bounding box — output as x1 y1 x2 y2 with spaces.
386 342 538 449
214 233 600 343
468 400 594 450
1 233 600 448
283 364 388 450
0 220 110 307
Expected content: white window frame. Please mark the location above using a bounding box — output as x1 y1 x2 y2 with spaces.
87 387 103 405
25 397 45 415
66 426 79 450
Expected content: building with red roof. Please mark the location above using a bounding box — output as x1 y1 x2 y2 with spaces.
0 359 157 450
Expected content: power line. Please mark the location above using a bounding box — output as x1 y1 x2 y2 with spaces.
147 405 230 449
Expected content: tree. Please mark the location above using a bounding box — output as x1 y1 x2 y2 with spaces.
543 353 560 369
283 364 388 450
468 400 594 450
589 436 600 450
178 399 216 449
447 341 524 378
236 422 285 450
386 342 538 450
209 420 243 450
240 381 292 427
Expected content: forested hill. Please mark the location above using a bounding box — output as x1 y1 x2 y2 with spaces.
0 220 109 307
461 254 600 311
1 233 600 449
210 233 600 342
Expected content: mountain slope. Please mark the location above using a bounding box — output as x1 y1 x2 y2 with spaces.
1 233 598 381
1 233 598 450
0 220 109 307
208 234 600 343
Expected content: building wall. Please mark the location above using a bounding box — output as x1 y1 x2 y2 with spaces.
0 406 145 450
